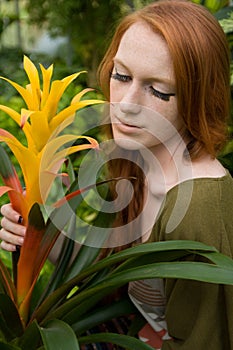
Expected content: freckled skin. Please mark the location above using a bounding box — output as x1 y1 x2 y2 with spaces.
110 22 183 154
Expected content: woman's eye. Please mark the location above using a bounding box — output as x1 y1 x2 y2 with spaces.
149 86 175 102
111 71 131 83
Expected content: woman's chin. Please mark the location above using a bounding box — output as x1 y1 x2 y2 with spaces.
113 137 144 150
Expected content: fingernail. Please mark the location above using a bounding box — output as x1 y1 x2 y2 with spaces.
18 216 23 224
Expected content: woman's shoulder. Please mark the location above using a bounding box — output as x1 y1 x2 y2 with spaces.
167 170 233 223
152 170 233 253
166 166 233 206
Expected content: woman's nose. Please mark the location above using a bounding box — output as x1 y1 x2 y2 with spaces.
119 101 142 114
119 83 142 114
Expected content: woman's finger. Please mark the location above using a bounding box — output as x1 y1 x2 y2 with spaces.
0 228 24 246
0 240 17 252
0 217 26 237
0 203 22 223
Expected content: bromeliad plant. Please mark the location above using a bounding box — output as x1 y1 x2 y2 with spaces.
0 55 101 224
0 56 101 323
0 56 233 350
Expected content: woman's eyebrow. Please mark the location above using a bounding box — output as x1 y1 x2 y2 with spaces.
113 57 175 90
112 58 130 71
149 76 176 90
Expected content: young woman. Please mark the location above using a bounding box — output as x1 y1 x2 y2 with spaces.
1 1 233 348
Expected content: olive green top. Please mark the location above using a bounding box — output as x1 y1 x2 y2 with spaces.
150 172 233 349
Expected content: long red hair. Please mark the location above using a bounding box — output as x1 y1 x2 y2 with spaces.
97 0 231 246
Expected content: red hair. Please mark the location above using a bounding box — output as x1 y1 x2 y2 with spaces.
98 0 230 158
97 0 231 246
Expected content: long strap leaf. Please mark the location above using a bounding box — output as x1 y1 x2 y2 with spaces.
0 144 24 214
43 259 233 324
34 241 233 322
0 293 24 341
79 332 154 350
34 216 76 306
0 258 16 302
0 342 21 350
0 144 25 286
72 297 137 335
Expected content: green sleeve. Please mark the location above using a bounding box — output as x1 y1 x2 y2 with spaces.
151 176 233 349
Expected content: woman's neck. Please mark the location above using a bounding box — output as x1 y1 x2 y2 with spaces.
140 134 190 194
140 137 226 196
139 141 226 243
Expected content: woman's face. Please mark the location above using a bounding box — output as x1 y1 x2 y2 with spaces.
110 22 184 153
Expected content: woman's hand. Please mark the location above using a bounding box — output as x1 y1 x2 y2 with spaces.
0 204 26 251
0 203 80 264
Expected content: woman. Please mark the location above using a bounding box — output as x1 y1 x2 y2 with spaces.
1 1 233 349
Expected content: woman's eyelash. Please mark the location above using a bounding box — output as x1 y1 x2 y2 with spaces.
110 70 175 102
110 71 131 82
149 86 175 102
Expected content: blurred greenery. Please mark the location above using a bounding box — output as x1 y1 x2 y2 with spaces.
0 0 233 285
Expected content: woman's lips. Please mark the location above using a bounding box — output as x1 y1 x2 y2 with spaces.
113 116 141 133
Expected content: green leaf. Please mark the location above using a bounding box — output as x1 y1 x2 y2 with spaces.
0 143 15 178
0 144 23 284
18 320 41 350
199 251 233 268
28 203 46 231
0 294 23 341
45 259 233 324
63 208 114 282
0 258 16 301
127 313 147 337
39 319 80 350
35 216 76 305
90 260 233 293
31 240 220 324
64 240 219 285
113 249 192 274
79 332 154 350
114 247 233 274
0 342 21 350
72 297 137 335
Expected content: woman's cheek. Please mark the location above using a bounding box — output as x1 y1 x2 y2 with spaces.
110 81 126 103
